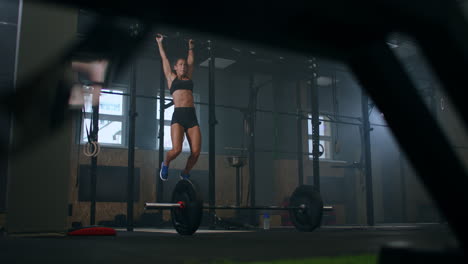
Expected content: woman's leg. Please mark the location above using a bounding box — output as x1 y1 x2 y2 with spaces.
71 60 108 83
71 60 108 106
182 125 202 175
164 123 185 166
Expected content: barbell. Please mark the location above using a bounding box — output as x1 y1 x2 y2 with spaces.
144 179 332 235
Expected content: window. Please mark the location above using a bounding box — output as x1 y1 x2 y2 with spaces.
81 87 127 146
156 94 200 151
307 115 332 159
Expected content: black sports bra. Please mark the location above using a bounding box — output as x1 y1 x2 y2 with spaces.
170 78 194 95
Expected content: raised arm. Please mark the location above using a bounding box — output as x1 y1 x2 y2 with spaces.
156 34 174 83
187 39 195 79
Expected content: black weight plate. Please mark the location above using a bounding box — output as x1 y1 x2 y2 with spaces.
289 185 323 232
171 179 203 235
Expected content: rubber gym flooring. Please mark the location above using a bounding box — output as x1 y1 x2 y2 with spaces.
0 224 459 264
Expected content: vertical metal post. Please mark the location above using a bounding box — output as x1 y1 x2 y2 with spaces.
309 59 320 191
399 152 407 222
361 93 374 226
90 105 99 226
236 167 241 206
208 40 217 228
157 60 165 203
332 72 339 155
248 74 257 225
273 78 279 160
127 61 137 232
296 81 304 186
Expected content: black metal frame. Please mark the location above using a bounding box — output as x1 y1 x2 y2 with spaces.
89 105 99 225
157 60 165 203
126 60 137 231
208 40 217 228
309 60 321 192
360 92 374 226
296 81 304 186
247 73 257 226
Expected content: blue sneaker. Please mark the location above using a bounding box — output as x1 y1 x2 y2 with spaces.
180 172 190 180
160 162 169 181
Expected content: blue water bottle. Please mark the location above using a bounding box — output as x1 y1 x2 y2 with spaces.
263 213 270 230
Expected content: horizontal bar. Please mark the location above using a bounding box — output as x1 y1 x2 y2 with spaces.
224 147 330 158
255 148 319 156
145 202 181 209
193 101 245 111
317 118 362 127
203 205 334 211
370 123 389 128
0 21 17 26
100 90 164 101
318 111 362 121
164 101 174 109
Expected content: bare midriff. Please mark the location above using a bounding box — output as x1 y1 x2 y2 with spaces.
171 89 194 107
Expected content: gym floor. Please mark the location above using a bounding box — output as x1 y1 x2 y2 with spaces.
0 224 458 264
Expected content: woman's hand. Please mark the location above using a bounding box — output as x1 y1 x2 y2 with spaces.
189 39 195 50
156 33 164 43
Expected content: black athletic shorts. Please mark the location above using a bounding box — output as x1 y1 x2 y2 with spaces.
171 107 199 131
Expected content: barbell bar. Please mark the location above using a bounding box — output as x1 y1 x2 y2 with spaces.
145 203 333 211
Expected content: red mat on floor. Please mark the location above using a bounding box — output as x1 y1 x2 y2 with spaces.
67 226 116 236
